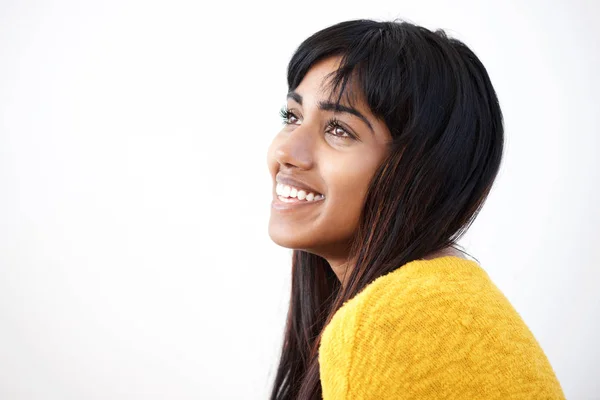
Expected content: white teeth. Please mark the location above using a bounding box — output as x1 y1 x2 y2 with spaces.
275 183 324 201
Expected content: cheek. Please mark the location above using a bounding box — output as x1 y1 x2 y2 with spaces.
322 154 380 229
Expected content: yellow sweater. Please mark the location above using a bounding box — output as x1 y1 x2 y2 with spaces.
318 256 565 399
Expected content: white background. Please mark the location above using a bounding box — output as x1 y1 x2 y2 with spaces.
1 0 598 399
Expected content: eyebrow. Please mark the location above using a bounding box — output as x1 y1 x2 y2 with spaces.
286 91 374 133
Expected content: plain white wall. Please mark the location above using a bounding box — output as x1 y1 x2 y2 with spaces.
0 0 598 398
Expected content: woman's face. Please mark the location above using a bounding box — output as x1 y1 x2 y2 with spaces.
267 56 392 260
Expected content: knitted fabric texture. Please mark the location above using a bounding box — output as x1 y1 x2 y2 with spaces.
318 256 565 399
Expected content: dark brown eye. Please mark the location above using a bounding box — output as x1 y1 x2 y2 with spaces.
279 107 301 125
326 118 355 140
330 125 350 138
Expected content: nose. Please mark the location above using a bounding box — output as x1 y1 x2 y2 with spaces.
274 126 315 170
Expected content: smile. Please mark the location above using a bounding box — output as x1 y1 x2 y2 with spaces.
275 183 325 202
272 183 326 211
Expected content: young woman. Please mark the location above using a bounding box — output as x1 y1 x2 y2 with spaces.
266 19 565 399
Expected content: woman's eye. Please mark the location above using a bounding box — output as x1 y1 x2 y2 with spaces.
326 120 354 140
330 126 350 138
279 107 301 125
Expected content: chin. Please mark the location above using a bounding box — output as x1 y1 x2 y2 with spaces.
268 221 318 251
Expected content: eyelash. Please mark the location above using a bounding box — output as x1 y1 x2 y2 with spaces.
279 107 355 140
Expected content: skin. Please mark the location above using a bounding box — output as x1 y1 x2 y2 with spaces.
267 56 464 287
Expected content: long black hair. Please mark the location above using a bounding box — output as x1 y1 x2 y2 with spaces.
269 18 504 400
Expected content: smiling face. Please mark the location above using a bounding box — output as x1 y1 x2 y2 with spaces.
267 56 392 263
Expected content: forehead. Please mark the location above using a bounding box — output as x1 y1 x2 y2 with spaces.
294 56 367 110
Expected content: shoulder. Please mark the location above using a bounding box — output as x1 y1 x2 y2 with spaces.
318 256 565 399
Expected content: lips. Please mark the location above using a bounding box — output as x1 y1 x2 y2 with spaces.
271 192 324 211
275 173 322 195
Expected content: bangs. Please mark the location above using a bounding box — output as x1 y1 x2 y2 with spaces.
286 20 416 132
